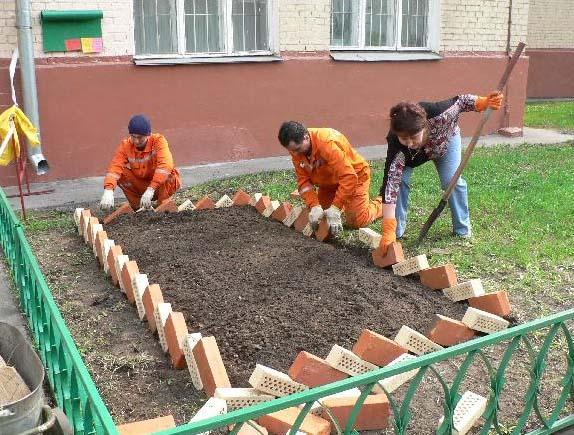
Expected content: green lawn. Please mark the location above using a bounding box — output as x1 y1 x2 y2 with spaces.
524 100 574 132
177 143 574 318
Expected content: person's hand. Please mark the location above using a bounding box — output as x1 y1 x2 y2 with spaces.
99 189 114 210
378 218 397 256
475 91 504 112
308 205 324 230
324 205 343 236
140 187 155 209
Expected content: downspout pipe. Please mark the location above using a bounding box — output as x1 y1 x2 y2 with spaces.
15 0 49 175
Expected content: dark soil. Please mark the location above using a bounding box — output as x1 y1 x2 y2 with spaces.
104 206 468 387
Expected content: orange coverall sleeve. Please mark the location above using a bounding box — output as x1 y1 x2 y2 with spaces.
103 141 129 190
149 135 175 190
322 141 358 209
293 157 320 208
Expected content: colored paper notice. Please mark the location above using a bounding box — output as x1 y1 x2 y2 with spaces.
81 37 103 53
65 38 81 51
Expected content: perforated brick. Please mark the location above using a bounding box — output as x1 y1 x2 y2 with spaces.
249 364 308 397
358 228 381 249
178 199 196 211
439 391 487 435
250 193 263 206
302 223 313 237
262 200 280 217
283 205 303 227
189 397 227 427
377 354 419 393
102 240 115 274
133 274 149 320
462 307 509 333
182 333 203 390
115 254 129 293
325 344 378 376
214 388 274 411
443 279 485 302
73 208 83 231
154 303 172 353
394 326 443 355
392 255 429 276
215 195 234 208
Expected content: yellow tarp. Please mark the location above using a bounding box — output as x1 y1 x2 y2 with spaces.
0 105 40 166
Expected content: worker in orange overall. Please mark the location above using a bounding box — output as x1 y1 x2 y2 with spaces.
99 115 181 211
278 121 382 235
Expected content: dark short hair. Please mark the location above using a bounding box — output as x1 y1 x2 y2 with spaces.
278 121 307 147
389 102 427 135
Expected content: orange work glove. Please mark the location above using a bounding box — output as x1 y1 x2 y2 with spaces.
378 218 397 256
475 91 504 112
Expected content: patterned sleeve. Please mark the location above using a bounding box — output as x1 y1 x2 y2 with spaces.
457 94 478 113
380 151 406 204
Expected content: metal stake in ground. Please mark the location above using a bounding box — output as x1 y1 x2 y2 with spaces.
416 42 526 246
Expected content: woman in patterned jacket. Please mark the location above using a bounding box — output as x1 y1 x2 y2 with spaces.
378 92 503 254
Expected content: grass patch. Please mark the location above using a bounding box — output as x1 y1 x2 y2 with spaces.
23 210 74 233
178 143 574 318
524 101 574 132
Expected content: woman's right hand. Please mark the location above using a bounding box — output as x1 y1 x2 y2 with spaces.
379 218 397 256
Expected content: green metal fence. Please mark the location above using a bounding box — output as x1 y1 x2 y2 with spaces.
1 186 573 435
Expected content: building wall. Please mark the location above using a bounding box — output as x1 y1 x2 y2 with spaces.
527 0 574 49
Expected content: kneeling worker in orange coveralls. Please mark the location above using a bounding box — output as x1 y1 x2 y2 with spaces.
99 114 181 211
278 121 383 235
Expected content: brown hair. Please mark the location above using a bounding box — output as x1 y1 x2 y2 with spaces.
389 102 427 135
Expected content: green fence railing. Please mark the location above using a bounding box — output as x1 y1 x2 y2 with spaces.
0 187 118 435
1 186 573 435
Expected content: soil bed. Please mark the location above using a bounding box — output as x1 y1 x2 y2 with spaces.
105 206 468 386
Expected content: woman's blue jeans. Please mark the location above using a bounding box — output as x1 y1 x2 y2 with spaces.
395 132 471 238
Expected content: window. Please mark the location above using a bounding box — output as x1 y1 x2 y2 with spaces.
133 0 275 57
330 0 438 51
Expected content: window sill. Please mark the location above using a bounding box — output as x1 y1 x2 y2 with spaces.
330 51 442 62
133 54 282 66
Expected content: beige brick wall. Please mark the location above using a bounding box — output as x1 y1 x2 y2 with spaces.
0 0 133 58
278 0 330 51
527 0 574 49
441 0 529 52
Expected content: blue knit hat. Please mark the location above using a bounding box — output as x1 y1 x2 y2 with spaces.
128 114 151 136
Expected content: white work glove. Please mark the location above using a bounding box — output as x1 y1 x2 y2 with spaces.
308 205 324 230
99 189 114 210
140 187 155 209
324 205 343 236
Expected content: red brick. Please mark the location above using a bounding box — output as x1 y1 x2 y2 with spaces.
352 329 407 366
321 394 390 431
372 242 405 268
314 219 330 242
427 314 476 346
121 261 139 304
79 209 91 240
87 217 100 245
195 196 216 210
469 291 511 317
271 202 292 222
165 312 189 369
142 284 164 332
257 407 331 435
419 264 458 290
117 415 175 435
290 189 300 199
232 190 252 206
255 196 271 214
232 421 268 435
106 245 123 287
288 351 347 387
193 336 232 396
103 202 134 225
293 208 311 232
155 199 178 213
94 230 108 267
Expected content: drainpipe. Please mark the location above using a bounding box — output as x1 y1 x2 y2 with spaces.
15 0 49 175
503 0 513 128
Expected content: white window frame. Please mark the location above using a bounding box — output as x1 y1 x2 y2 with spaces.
330 0 440 53
134 0 279 62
